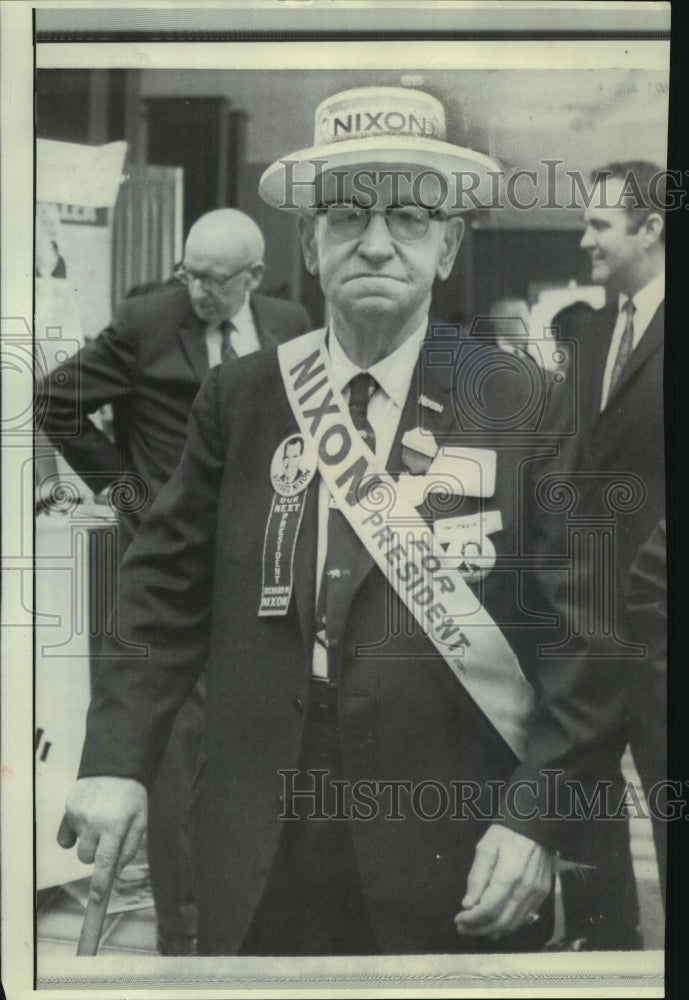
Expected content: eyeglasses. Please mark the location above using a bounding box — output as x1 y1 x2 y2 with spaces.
174 261 257 293
315 203 445 242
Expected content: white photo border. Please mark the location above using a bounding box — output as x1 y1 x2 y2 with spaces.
1 2 675 998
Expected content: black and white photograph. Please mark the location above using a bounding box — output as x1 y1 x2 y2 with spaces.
0 2 679 997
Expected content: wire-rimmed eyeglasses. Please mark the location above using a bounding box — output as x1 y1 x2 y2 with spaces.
174 261 258 293
314 203 446 242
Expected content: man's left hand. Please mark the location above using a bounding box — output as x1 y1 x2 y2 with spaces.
454 825 553 939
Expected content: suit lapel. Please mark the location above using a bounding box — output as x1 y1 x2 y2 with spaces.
387 347 457 474
176 300 210 382
252 296 280 351
292 478 319 657
605 301 664 406
580 304 616 424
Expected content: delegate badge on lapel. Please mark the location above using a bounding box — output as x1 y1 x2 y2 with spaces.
258 434 317 616
435 512 500 584
401 427 439 475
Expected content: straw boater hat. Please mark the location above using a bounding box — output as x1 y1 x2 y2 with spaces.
258 86 500 212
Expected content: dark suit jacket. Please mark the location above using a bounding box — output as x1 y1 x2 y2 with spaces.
559 298 665 598
77 330 629 954
552 297 666 870
38 284 311 519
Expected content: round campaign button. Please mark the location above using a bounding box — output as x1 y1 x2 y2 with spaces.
455 535 496 583
270 433 318 497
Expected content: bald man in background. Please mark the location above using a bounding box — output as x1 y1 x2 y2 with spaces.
41 208 310 543
39 207 310 953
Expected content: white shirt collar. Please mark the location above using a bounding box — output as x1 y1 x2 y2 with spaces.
227 292 253 331
328 318 428 410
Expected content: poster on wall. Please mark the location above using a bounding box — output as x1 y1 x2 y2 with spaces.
36 138 127 354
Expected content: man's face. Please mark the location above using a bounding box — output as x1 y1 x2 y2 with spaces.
182 245 260 325
580 178 647 293
283 442 302 481
298 171 462 330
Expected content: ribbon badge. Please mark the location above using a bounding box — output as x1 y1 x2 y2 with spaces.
259 433 317 617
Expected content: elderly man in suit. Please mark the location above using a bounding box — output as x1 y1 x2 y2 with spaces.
41 208 310 542
40 207 310 954
552 161 666 950
58 86 619 957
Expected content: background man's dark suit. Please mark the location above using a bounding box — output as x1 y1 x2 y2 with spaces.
76 332 626 955
40 281 310 952
41 283 311 535
553 298 665 947
566 299 664 584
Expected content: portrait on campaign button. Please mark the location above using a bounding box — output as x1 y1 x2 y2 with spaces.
455 535 496 583
270 433 317 497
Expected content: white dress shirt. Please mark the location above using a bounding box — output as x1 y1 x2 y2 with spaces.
600 270 665 410
312 318 429 678
205 295 261 367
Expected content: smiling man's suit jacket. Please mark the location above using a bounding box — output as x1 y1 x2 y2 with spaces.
575 300 664 593
79 328 626 955
558 299 665 737
553 297 666 940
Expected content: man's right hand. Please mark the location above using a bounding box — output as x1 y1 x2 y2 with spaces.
57 777 148 903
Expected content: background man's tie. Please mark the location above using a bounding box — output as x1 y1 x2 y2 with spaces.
609 298 636 397
316 373 378 682
220 320 238 362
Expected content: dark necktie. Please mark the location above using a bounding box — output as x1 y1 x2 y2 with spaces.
220 321 237 363
608 298 635 398
346 372 377 454
315 373 378 681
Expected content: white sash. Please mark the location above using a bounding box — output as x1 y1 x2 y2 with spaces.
278 330 536 760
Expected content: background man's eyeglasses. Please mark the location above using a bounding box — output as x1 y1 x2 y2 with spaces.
174 262 257 292
315 204 446 242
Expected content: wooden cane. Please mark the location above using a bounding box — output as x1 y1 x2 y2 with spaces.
57 814 121 957
76 859 119 956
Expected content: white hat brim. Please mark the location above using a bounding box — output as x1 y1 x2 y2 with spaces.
258 136 500 212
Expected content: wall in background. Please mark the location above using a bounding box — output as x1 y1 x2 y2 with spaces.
36 64 669 315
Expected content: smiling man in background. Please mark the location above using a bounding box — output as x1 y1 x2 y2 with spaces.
551 161 666 950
